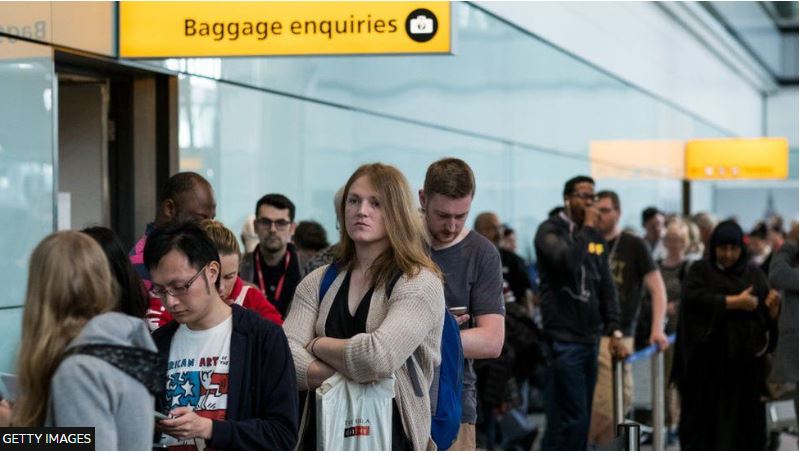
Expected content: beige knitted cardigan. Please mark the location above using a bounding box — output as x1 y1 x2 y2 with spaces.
283 264 445 450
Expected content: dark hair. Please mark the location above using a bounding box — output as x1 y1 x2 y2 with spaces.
158 172 210 205
423 157 476 198
563 176 594 197
641 207 663 226
749 222 768 240
81 226 148 318
709 220 748 271
255 193 296 222
143 223 221 290
294 220 329 251
596 190 621 211
502 224 514 237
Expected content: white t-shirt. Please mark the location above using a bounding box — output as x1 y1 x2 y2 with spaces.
163 315 232 448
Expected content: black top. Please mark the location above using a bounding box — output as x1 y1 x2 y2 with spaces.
255 243 303 318
324 272 412 451
325 272 373 339
606 232 657 336
534 213 620 344
669 221 778 449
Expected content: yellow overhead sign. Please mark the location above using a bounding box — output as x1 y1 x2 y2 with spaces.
685 137 789 180
590 140 685 180
119 1 452 58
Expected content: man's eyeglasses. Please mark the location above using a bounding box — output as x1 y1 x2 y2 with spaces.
149 265 207 299
572 192 598 202
255 218 291 230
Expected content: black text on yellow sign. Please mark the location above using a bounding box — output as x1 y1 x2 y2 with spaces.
119 1 452 58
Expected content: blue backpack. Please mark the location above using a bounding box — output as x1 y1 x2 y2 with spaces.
318 264 463 449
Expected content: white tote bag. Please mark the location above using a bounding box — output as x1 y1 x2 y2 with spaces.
316 373 395 451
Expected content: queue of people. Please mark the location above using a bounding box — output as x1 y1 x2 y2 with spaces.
0 161 796 452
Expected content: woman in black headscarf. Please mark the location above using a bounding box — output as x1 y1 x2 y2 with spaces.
672 220 780 450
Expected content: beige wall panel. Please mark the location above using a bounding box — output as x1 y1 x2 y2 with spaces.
0 1 115 56
52 1 115 56
0 2 51 44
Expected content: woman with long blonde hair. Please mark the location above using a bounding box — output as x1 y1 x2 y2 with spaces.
284 163 445 450
11 231 159 450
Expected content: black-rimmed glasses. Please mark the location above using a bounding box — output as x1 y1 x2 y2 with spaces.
255 218 291 230
149 265 207 299
572 192 598 202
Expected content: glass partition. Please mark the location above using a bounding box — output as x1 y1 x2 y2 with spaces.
135 3 793 263
0 39 56 371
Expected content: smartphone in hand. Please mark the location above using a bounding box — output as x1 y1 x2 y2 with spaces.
448 306 468 317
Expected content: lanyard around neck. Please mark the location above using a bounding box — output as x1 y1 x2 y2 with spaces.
254 248 291 302
608 233 622 264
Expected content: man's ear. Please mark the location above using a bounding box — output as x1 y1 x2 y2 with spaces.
206 261 220 288
289 222 297 237
418 189 426 209
162 199 176 220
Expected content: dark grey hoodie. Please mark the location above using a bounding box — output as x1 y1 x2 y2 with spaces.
44 312 157 451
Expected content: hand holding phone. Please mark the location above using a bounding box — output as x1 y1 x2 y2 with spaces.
448 306 468 317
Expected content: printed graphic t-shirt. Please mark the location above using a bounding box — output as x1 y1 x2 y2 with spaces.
607 232 656 336
164 316 233 449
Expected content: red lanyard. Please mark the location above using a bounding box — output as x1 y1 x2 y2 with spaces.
254 248 291 302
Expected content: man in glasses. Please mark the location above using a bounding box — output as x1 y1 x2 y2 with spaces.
129 171 217 331
145 223 298 450
240 193 302 319
534 175 623 450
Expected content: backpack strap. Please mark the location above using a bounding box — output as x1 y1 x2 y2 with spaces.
318 263 340 302
63 343 164 396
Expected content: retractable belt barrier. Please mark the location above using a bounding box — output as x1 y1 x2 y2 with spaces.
613 334 676 451
623 334 676 364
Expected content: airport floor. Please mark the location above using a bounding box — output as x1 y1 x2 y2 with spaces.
524 412 799 451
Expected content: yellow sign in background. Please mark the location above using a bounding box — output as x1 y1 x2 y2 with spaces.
119 1 451 58
685 137 789 180
590 140 685 179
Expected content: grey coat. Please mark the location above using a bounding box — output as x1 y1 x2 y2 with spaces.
768 241 799 383
45 312 157 451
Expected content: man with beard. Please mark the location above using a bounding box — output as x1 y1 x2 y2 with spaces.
420 158 505 450
240 194 303 319
534 176 623 451
588 190 668 447
129 171 217 331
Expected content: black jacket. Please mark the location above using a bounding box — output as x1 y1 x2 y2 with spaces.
534 213 620 343
240 243 303 318
670 221 778 450
152 304 299 450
